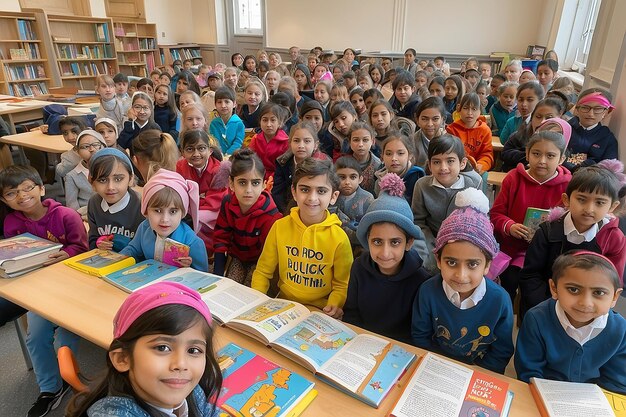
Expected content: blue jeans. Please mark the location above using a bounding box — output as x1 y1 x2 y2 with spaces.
26 311 80 393
0 296 27 327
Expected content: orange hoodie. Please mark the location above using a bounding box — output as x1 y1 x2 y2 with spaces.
446 118 494 171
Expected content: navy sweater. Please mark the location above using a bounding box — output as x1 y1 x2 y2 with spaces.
564 117 618 172
153 105 178 143
117 120 161 150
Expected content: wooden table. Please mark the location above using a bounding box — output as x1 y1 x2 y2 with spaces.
0 264 540 416
0 97 54 134
0 130 72 169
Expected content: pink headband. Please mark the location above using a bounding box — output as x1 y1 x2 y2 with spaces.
572 250 618 274
113 281 212 339
318 71 333 82
141 169 200 232
538 118 572 146
577 92 615 109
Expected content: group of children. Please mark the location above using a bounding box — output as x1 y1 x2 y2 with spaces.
0 46 625 417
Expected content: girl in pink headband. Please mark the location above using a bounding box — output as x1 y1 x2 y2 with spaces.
67 281 222 416
120 169 209 271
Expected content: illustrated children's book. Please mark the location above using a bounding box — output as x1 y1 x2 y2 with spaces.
217 343 317 417
160 238 190 267
523 207 550 239
0 233 62 278
102 259 178 293
63 249 135 277
529 378 616 417
390 353 514 417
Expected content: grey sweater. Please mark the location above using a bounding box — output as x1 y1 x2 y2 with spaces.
65 164 93 214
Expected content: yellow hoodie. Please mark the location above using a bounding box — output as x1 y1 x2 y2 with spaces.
252 207 353 308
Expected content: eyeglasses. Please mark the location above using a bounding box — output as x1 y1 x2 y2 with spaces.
78 142 104 151
183 145 208 154
132 105 151 112
577 105 608 114
2 183 38 201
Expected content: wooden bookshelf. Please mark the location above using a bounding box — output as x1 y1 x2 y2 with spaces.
0 11 53 97
47 14 118 90
159 44 202 66
113 21 158 78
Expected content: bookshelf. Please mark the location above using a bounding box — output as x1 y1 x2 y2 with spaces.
47 14 118 90
0 11 53 97
159 44 202 67
113 21 158 78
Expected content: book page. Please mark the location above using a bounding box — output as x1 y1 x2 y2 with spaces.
391 353 473 417
532 378 614 417
200 278 269 323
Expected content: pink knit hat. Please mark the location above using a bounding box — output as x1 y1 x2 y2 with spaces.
537 118 572 146
141 169 200 232
113 281 212 339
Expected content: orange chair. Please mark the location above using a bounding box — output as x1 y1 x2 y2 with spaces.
57 346 88 392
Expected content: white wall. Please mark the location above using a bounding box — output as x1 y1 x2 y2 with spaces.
0 0 20 11
145 0 193 44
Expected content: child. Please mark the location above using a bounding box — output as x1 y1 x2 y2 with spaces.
479 62 492 83
213 149 282 285
520 161 626 317
368 99 396 152
131 130 180 183
117 92 161 150
298 100 325 135
55 116 87 179
249 102 290 180
121 169 209 271
97 74 129 132
486 73 506 113
320 100 358 161
239 79 267 129
412 188 514 374
536 59 558 92
95 117 122 150
375 134 424 204
489 81 518 136
66 281 222 416
314 80 331 121
475 81 489 114
412 97 446 168
519 69 536 84
357 74 373 91
251 158 353 318
344 173 430 343
136 77 154 101
446 92 494 173
0 165 87 417
349 88 367 121
209 86 245 155
334 156 374 245
264 70 280 97
390 71 420 119
293 64 313 92
113 72 129 102
414 70 428 90
87 148 144 251
153 83 179 142
180 103 210 137
503 59 522 82
348 121 381 195
179 90 202 111
65 130 106 219
443 75 463 122
363 88 385 111
490 130 572 301
515 252 626 394
411 134 482 270
565 89 618 172
499 81 544 144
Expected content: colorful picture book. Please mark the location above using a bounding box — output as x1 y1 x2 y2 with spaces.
523 207 550 239
63 249 135 277
0 233 62 278
529 378 617 417
161 238 190 267
217 343 317 417
390 353 514 417
102 259 178 293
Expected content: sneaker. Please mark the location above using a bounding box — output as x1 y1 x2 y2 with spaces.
27 382 70 417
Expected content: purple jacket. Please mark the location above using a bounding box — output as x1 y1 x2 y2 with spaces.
4 199 88 257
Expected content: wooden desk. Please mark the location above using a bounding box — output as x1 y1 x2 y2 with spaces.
492 136 503 151
0 264 539 416
0 130 72 169
0 98 53 134
488 171 507 187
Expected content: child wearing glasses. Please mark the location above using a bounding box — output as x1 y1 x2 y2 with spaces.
117 92 161 150
565 88 617 172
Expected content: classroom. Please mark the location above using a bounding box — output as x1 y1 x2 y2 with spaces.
0 0 625 416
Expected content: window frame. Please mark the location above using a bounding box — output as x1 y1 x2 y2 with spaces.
232 0 263 36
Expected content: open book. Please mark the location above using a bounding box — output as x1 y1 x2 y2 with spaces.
529 378 617 417
390 352 514 417
0 233 62 278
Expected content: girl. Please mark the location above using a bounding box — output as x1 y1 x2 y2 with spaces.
349 88 367 121
293 64 313 92
443 75 463 123
489 81 518 136
314 80 332 121
66 130 106 218
428 76 446 100
368 99 396 153
249 102 290 180
95 117 121 149
136 78 154 101
214 149 283 284
176 129 228 255
257 49 269 63
369 63 385 90
298 100 325 135
357 74 373 91
179 90 202 110
257 60 269 80
153 83 179 142
231 52 244 68
307 53 319 74
537 59 558 92
414 70 428 89
118 92 161 150
66 281 222 417
519 69 536 84
499 81 544 144
181 103 210 137
348 121 381 195
412 96 446 168
238 79 267 129
268 52 282 69
312 63 329 84
95 74 128 133
120 168 209 271
132 130 180 182
264 70 280 96
87 148 144 251
475 81 489 114
243 55 257 76
320 100 358 160
278 76 308 113
446 93 494 173
501 98 566 172
491 130 572 302
363 88 385 111
175 70 201 109
342 48 356 67
330 83 349 106
375 134 424 203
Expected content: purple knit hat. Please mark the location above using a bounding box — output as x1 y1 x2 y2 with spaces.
433 188 499 258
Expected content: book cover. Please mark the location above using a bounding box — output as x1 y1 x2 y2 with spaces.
523 207 550 238
162 269 221 293
63 249 135 277
0 233 62 277
217 342 316 417
103 259 177 293
161 238 190 267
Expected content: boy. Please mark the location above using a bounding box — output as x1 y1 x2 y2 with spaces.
486 73 506 113
55 116 87 179
515 252 626 394
479 62 492 83
342 71 357 93
96 74 129 132
209 86 245 155
0 165 88 417
334 156 374 246
223 67 239 92
182 58 192 71
412 188 514 374
381 57 393 73
113 72 129 101
344 172 430 343
403 48 417 75
252 158 353 318
149 69 161 86
391 71 420 119
433 56 446 70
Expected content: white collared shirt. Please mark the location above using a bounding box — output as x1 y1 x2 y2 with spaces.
100 191 131 214
526 169 558 185
442 277 486 309
555 300 608 345
134 119 150 129
563 212 608 244
583 123 599 130
70 161 89 177
188 160 208 176
432 175 465 190
148 399 188 417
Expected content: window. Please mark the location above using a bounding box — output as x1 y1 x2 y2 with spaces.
233 0 263 36
559 0 602 73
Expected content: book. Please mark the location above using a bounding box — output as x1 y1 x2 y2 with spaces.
217 342 317 417
389 353 514 417
102 259 178 293
530 378 615 417
602 388 626 417
161 238 190 267
0 233 62 278
63 249 135 277
523 207 550 239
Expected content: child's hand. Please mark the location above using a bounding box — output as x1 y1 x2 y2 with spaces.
510 223 531 241
96 235 114 251
175 257 192 268
323 305 344 320
43 250 70 266
38 124 48 133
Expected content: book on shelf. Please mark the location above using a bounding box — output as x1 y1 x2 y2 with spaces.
9 48 28 60
17 19 35 41
0 233 62 278
63 249 135 277
217 342 317 417
9 82 49 98
52 36 71 42
102 259 178 292
389 352 514 417
94 23 110 42
529 377 619 417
